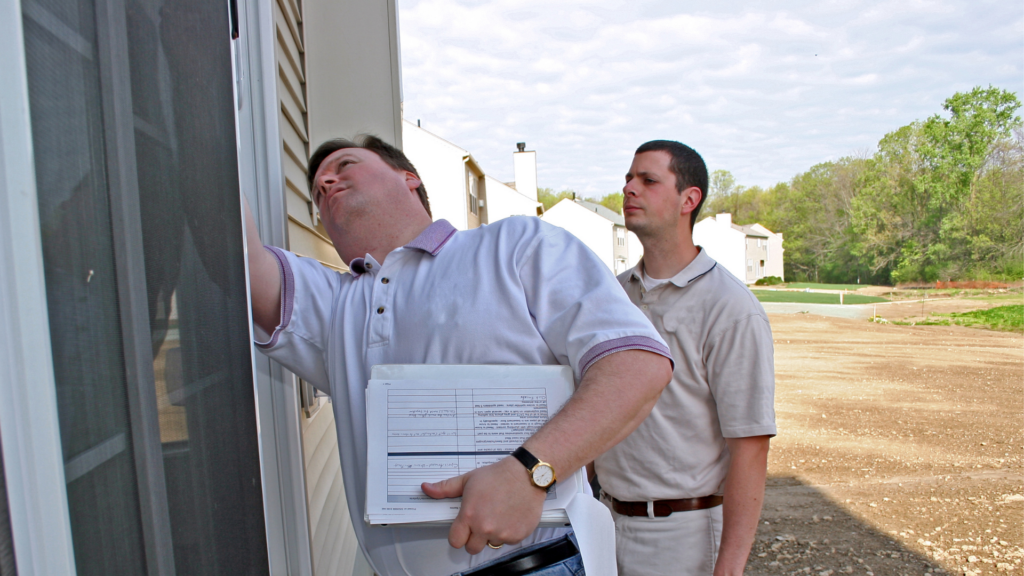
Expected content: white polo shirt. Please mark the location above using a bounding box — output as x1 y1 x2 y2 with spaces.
256 217 671 576
595 248 776 503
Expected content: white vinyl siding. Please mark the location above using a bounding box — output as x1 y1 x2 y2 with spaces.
275 0 344 270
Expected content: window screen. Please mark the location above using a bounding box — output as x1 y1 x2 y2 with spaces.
22 0 269 571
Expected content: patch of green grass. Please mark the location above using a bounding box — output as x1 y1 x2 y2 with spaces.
752 290 887 304
783 282 874 291
889 304 1023 332
948 305 1023 332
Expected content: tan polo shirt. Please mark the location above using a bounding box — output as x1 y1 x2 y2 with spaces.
595 248 777 501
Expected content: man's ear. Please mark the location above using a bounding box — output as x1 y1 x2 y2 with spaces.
680 186 702 216
404 171 422 194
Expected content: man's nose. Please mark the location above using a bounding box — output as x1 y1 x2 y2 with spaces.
623 183 637 196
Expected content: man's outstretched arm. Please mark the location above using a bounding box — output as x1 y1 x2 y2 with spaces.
422 348 672 554
242 198 282 335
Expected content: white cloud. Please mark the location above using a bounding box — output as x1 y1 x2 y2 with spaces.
398 0 1023 194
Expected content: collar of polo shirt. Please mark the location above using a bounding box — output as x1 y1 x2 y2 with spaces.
348 220 457 277
630 247 717 289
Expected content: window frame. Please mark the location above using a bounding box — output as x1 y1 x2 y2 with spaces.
232 0 316 570
0 3 78 572
2 0 312 571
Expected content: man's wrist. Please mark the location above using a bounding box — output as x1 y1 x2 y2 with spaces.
511 447 556 491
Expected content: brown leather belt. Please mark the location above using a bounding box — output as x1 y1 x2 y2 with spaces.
610 495 723 517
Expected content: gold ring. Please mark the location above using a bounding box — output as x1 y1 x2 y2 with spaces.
487 542 503 549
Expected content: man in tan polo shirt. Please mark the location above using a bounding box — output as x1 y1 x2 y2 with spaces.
595 140 776 575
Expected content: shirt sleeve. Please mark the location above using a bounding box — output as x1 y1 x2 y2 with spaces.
253 246 339 391
516 222 672 381
705 314 777 438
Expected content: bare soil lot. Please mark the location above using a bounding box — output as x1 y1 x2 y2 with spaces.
749 313 1023 576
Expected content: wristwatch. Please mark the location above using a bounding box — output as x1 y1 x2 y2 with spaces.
512 447 556 491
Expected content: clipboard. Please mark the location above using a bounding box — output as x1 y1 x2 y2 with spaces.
364 364 586 526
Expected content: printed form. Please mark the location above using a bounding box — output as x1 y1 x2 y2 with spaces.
365 365 585 525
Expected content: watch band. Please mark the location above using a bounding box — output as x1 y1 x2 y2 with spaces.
511 447 540 471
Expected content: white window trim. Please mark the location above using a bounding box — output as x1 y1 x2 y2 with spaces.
232 0 316 572
0 2 78 572
232 0 319 571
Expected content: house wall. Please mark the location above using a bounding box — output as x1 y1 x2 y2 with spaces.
305 0 402 148
465 167 483 229
744 237 768 283
750 223 785 280
626 230 643 270
274 0 346 271
542 200 615 271
483 176 541 222
612 226 630 274
693 217 746 282
301 401 364 576
402 121 472 230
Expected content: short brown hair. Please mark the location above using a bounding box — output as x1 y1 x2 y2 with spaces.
308 135 431 217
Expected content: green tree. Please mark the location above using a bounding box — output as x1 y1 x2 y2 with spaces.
702 183 777 227
772 158 872 283
708 169 737 202
851 123 929 282
939 129 1024 279
595 192 623 215
537 187 576 211
852 86 1022 282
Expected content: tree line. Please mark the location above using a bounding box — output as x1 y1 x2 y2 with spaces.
705 86 1023 285
543 86 1023 285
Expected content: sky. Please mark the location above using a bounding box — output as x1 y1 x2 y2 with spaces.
397 0 1023 196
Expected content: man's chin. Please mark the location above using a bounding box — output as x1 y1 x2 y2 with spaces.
622 214 644 232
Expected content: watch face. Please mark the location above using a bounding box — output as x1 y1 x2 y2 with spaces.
532 465 555 487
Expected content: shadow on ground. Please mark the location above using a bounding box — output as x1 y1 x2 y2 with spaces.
748 475 950 576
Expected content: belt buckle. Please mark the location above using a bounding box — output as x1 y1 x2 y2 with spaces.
653 501 672 517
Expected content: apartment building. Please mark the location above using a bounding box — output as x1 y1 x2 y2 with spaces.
541 198 643 274
692 213 785 283
402 121 542 229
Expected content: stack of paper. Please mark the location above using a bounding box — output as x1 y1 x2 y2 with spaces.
364 364 587 526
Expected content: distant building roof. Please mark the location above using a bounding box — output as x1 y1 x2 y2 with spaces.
733 223 769 238
576 199 625 226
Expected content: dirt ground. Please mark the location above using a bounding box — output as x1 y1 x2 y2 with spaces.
748 312 1023 576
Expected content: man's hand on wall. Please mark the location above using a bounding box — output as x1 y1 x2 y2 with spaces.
422 456 546 554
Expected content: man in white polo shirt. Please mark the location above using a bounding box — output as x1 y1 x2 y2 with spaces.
243 135 673 576
595 140 776 576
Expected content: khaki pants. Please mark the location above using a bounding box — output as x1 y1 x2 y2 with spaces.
605 498 723 576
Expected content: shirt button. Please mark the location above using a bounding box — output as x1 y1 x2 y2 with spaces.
377 306 385 314
381 277 389 284
365 262 373 270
